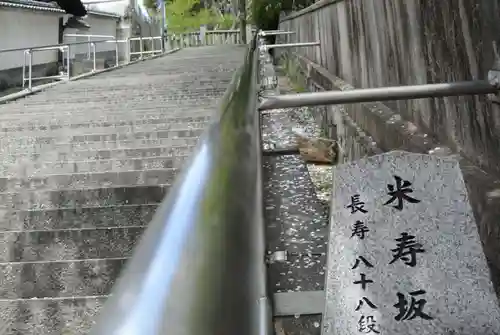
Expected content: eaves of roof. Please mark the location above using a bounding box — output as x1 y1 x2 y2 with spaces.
0 0 120 18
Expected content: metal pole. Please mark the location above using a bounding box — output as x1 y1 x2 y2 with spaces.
139 37 143 59
87 36 91 60
259 31 295 36
239 0 246 44
264 42 320 50
66 46 71 81
127 37 131 63
161 0 166 52
259 80 499 111
22 50 27 89
115 40 119 66
91 43 96 71
28 51 32 91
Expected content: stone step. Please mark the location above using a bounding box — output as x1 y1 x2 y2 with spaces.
0 296 106 334
0 227 144 262
0 108 213 121
0 115 211 133
0 204 158 231
0 137 200 153
0 108 216 121
18 90 227 104
6 144 196 162
0 154 189 176
0 168 179 192
12 97 224 109
0 122 208 139
0 258 124 299
0 184 169 210
0 129 204 146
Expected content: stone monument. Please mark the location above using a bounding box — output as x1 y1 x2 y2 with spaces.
323 151 500 335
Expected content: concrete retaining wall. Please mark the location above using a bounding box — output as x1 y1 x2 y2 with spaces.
278 0 500 296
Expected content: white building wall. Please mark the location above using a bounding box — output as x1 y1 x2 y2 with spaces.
64 15 120 59
0 8 59 71
0 6 120 71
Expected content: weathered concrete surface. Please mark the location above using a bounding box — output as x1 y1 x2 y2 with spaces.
325 151 500 334
0 45 245 334
278 0 500 297
279 0 500 173
261 48 327 335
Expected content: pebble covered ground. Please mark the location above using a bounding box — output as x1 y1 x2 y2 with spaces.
262 69 333 334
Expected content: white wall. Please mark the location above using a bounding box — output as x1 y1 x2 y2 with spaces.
87 0 128 16
0 6 120 71
0 8 59 71
63 15 120 59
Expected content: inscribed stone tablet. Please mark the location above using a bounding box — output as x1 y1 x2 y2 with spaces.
323 151 500 335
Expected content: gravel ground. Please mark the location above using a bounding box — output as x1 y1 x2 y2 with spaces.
276 74 333 203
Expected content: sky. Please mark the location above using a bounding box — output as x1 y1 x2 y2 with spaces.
83 0 151 18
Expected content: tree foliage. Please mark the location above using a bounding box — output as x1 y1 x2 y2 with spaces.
250 0 316 30
142 0 236 33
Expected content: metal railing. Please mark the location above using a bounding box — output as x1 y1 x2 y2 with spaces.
22 45 70 90
166 29 255 48
129 36 163 59
0 35 174 92
64 33 117 61
86 27 500 335
90 34 271 335
19 38 121 90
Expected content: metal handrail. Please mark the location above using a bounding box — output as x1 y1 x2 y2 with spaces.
0 39 119 54
129 36 163 59
89 35 271 335
17 38 125 90
22 45 70 90
63 34 117 60
64 34 116 39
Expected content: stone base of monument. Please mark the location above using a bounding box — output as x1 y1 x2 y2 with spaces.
322 151 500 335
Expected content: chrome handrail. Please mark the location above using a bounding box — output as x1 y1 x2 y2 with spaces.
17 38 126 91
0 38 119 54
89 35 271 335
63 34 116 60
22 45 70 90
129 36 163 59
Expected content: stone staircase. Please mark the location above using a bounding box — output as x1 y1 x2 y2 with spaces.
0 45 245 334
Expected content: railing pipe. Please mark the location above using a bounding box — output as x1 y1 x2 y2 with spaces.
263 41 320 50
28 50 32 90
88 36 91 60
115 40 119 66
22 51 27 89
259 80 500 110
139 37 144 59
258 31 295 36
64 34 116 39
66 45 71 81
90 36 270 335
91 42 96 71
0 39 117 53
127 37 131 63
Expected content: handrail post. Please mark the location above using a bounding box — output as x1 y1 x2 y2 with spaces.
127 37 131 63
28 49 33 91
91 42 96 72
66 45 71 81
87 36 91 60
115 39 119 66
22 50 28 89
139 37 143 59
